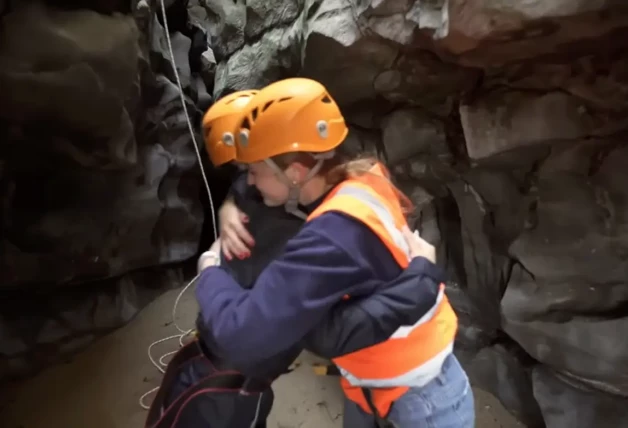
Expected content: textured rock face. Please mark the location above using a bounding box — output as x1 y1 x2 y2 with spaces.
0 0 227 379
203 0 628 427
2 1 628 427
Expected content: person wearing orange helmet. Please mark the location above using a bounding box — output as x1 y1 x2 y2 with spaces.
195 78 475 428
202 90 259 167
146 90 303 428
148 90 449 428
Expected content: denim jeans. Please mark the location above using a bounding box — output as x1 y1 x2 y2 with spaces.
343 354 475 428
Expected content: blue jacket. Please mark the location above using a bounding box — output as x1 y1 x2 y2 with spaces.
196 175 444 368
195 175 304 379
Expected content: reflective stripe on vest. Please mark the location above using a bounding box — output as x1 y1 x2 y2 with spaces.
335 186 411 261
331 184 452 388
336 184 448 339
307 172 458 416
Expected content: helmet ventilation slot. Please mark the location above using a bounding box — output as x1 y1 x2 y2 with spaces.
240 117 251 130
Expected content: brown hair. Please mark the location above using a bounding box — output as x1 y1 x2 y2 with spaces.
271 151 414 216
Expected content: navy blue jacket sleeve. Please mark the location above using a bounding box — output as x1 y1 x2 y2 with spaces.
195 215 385 365
303 257 446 359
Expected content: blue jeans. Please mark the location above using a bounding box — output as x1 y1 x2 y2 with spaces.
343 354 475 428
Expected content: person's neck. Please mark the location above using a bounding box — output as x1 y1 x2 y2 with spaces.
298 177 333 205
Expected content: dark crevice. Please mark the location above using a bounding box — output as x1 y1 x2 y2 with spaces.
157 0 190 35
156 0 208 78
520 153 548 195
435 189 467 286
460 69 485 106
497 258 516 301
305 0 324 21
443 101 470 165
0 0 13 21
512 259 537 284
189 28 209 75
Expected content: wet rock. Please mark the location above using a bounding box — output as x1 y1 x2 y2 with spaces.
533 366 628 428
0 2 139 139
302 2 398 106
460 92 597 160
368 11 416 45
214 22 302 97
502 141 628 396
150 15 193 90
446 175 518 333
462 344 545 428
342 126 382 158
0 0 213 380
169 31 193 90
381 108 449 165
195 76 213 111
490 57 628 116
439 0 628 66
243 0 302 39
408 187 441 246
194 0 246 60
405 0 449 39
373 52 477 114
199 48 217 87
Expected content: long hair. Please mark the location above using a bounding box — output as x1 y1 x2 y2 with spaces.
272 150 414 217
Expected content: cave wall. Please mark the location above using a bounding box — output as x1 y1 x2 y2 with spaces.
202 0 628 427
2 1 628 427
0 0 229 381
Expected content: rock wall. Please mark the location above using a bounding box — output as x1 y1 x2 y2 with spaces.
0 0 231 380
1 1 628 427
199 0 628 427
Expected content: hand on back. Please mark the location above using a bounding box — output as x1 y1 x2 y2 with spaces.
401 226 436 264
219 198 255 260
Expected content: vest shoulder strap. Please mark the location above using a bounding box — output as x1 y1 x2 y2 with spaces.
309 182 411 267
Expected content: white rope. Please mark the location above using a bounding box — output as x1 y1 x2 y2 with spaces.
139 0 219 412
139 274 199 410
158 0 217 243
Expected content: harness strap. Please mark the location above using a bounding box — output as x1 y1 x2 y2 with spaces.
146 339 276 428
149 371 248 428
314 364 396 426
146 342 203 427
361 388 398 428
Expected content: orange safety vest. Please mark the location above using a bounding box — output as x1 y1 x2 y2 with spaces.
307 162 458 417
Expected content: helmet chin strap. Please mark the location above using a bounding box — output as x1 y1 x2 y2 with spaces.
263 151 335 220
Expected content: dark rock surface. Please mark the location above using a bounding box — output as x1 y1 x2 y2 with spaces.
2 1 628 427
0 0 229 381
201 0 628 426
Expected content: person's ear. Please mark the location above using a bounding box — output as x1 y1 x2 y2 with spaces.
285 162 309 183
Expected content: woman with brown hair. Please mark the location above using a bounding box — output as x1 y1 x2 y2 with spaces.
196 78 475 428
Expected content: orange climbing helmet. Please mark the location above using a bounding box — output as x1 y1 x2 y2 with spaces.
234 78 348 164
202 90 258 166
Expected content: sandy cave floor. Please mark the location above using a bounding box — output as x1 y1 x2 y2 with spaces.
0 287 525 428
